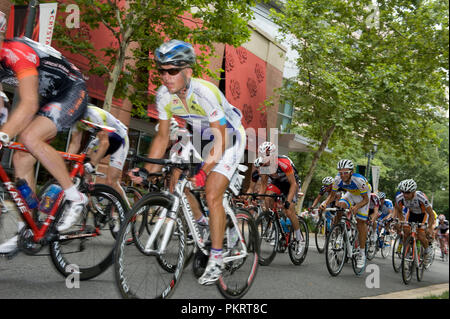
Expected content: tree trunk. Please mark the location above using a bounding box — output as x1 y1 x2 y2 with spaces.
297 124 336 212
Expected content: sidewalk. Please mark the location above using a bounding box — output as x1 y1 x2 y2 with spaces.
361 283 449 299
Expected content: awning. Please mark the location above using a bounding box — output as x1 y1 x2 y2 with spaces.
277 133 332 154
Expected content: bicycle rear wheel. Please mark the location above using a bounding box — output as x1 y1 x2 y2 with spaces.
351 235 368 276
401 236 415 285
217 208 259 299
49 184 127 281
0 185 20 257
416 245 425 281
288 216 309 265
381 233 393 258
314 219 326 253
325 223 347 276
366 228 377 261
392 234 402 273
255 210 278 266
114 193 185 299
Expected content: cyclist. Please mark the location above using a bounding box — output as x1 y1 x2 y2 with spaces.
394 179 435 264
434 214 449 259
68 104 129 206
377 192 394 228
254 142 304 253
319 159 371 268
128 40 246 285
0 14 88 247
368 191 380 242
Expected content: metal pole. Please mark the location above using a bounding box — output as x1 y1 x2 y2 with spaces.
25 0 39 38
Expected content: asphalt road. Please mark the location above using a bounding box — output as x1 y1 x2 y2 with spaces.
0 238 448 300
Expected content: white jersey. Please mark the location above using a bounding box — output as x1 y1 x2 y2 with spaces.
76 105 128 139
395 191 431 215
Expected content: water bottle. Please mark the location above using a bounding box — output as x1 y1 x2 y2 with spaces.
39 184 63 214
16 179 39 209
280 218 290 233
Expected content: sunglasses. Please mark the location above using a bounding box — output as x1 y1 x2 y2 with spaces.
157 67 185 76
339 170 352 175
402 191 413 194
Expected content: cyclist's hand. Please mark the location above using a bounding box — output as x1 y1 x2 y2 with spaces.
128 167 149 185
84 162 96 174
318 203 326 211
0 132 11 147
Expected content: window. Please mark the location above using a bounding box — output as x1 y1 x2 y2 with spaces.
277 99 293 133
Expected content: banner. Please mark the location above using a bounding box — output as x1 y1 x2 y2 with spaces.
372 166 380 192
39 3 58 46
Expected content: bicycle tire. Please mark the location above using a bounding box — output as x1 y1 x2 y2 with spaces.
123 185 144 209
217 208 259 299
114 193 185 299
325 223 347 276
255 210 278 266
314 219 326 253
381 233 392 259
416 244 425 281
288 216 309 265
351 234 368 276
366 228 377 261
392 234 402 273
401 236 415 285
49 184 127 281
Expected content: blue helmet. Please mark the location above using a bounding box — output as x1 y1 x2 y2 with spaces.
155 40 196 67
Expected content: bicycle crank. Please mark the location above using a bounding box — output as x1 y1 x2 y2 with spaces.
18 227 43 255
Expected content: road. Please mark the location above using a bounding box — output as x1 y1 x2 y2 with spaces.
0 239 448 299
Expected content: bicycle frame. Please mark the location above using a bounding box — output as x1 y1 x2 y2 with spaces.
0 142 86 242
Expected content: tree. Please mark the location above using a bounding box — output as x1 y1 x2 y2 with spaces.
47 0 256 112
269 0 449 209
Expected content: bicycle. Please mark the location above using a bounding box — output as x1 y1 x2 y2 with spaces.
0 120 127 280
436 232 449 262
114 156 259 299
312 208 335 254
254 193 309 266
367 218 394 260
400 221 428 285
325 207 368 276
390 219 404 273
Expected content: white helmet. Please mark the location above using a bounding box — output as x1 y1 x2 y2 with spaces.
337 159 354 170
254 157 263 168
322 176 334 186
398 179 417 193
438 214 445 221
258 141 277 157
377 192 386 199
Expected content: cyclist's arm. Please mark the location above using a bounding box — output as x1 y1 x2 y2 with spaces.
259 174 268 195
88 130 109 166
424 205 434 230
1 75 39 138
200 120 227 175
311 193 322 209
144 119 170 173
321 191 336 209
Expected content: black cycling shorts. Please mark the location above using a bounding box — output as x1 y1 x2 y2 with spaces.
37 81 88 132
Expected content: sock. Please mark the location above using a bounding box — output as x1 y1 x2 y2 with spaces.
295 229 303 241
64 185 83 202
210 248 223 264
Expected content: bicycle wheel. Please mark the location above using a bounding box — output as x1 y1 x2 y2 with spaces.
288 216 309 265
351 234 368 276
217 208 259 299
114 193 185 299
401 236 415 285
123 185 143 209
366 228 377 261
0 185 20 257
392 234 402 273
255 210 278 266
325 223 347 276
416 244 425 281
381 233 393 258
49 184 127 281
315 219 326 253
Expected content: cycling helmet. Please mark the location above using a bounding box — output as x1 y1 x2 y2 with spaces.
258 142 277 157
254 157 263 168
155 40 196 67
377 192 386 199
0 11 7 33
322 176 334 186
398 179 417 193
337 159 354 170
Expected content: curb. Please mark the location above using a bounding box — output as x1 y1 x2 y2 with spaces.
361 283 449 299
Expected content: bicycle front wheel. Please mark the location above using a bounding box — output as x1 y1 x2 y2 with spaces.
325 223 347 276
255 210 278 266
114 193 185 299
49 184 127 281
392 234 402 273
217 208 259 299
315 219 327 253
417 244 425 281
381 233 393 258
288 216 309 265
366 229 377 261
401 236 415 285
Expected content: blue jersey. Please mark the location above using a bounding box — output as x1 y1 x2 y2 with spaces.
332 173 371 196
379 199 393 218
